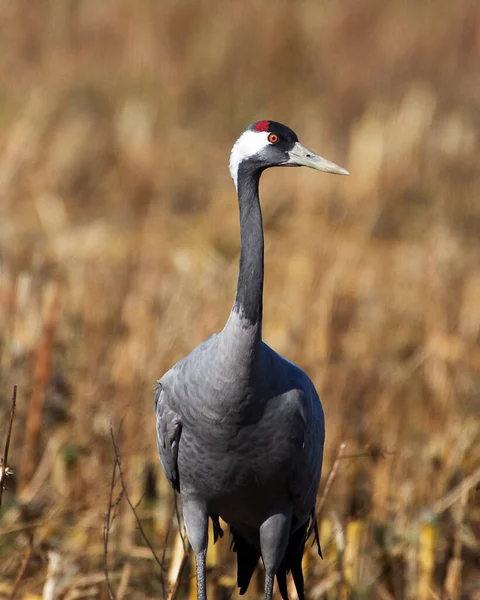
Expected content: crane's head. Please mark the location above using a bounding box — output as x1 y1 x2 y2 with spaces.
229 120 349 189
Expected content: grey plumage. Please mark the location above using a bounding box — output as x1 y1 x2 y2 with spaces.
155 121 348 600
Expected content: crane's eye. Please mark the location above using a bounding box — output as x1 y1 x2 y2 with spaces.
268 133 279 143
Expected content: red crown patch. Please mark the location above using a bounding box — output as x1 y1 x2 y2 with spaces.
253 120 270 132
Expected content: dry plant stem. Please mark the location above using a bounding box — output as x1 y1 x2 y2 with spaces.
432 464 480 515
443 490 468 600
174 492 188 551
160 504 178 599
375 582 395 600
310 571 342 597
340 448 395 460
0 385 17 510
103 453 118 600
318 443 387 558
7 538 32 600
166 537 190 600
116 562 132 600
19 286 59 491
109 427 165 570
0 508 65 536
19 431 65 504
42 550 77 600
428 588 442 600
316 442 346 518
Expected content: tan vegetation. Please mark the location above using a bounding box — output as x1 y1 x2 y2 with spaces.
0 1 479 598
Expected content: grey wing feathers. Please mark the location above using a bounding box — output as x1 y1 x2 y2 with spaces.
154 381 182 491
286 387 324 506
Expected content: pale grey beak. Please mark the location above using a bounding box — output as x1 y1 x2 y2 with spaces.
286 142 349 175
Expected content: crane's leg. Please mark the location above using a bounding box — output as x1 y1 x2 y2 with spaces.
195 549 207 600
183 499 209 600
259 510 292 600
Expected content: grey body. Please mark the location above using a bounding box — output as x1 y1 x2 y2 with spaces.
155 121 347 600
156 313 324 534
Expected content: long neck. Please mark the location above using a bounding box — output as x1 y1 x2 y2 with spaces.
231 164 264 332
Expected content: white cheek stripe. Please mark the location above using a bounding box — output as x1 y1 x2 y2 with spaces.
229 130 270 189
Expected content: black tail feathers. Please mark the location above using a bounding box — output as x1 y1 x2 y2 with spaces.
276 519 309 600
230 527 261 594
231 512 321 600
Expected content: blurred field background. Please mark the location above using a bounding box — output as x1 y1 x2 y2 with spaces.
0 1 479 598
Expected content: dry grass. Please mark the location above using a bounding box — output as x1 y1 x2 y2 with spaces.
0 1 479 598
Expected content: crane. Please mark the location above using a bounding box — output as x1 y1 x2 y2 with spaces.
155 120 348 600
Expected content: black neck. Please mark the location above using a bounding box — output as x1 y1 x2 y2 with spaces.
232 163 264 327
